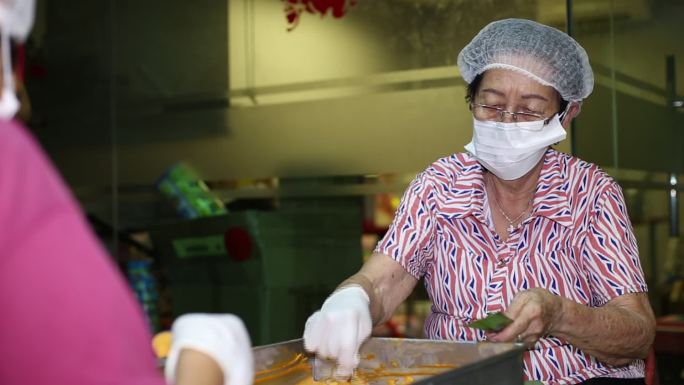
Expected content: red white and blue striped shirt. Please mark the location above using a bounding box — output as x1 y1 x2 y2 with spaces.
375 149 647 385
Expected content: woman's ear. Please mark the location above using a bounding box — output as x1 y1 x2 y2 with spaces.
561 102 582 128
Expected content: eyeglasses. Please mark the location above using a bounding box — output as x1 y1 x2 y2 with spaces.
470 102 550 123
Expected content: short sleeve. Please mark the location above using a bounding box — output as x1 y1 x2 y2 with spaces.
374 171 437 278
582 182 648 306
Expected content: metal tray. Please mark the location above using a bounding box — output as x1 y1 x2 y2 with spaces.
253 338 525 385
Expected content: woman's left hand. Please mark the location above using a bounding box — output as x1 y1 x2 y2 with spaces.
486 288 562 347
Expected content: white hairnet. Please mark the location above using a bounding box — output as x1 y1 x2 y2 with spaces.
0 0 35 41
457 18 594 102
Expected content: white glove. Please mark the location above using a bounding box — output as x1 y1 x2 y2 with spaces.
165 313 254 385
303 285 372 378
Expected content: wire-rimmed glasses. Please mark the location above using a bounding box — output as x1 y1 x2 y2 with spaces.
470 102 551 123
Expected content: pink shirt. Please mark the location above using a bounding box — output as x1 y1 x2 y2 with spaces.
376 149 647 385
0 121 165 385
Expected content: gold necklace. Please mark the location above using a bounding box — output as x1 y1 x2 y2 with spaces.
488 176 533 232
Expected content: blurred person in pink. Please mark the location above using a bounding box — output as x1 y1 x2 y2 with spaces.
0 1 253 384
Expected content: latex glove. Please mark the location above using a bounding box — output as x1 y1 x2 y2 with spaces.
165 313 254 385
303 285 372 378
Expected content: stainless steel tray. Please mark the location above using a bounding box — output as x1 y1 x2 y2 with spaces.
253 338 525 385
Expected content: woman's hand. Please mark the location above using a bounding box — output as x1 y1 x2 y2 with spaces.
486 288 562 347
303 286 373 378
165 314 253 385
487 290 655 366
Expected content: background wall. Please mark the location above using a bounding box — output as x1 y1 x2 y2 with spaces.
24 0 684 248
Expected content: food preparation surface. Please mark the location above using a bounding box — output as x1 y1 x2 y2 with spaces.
253 338 524 385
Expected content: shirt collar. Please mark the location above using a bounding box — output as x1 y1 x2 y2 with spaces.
442 149 573 228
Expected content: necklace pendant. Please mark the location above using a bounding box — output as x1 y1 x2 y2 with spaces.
507 224 515 232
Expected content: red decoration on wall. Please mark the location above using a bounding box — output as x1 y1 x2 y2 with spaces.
283 0 358 31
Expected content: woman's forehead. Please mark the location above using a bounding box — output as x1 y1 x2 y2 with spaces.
479 69 559 100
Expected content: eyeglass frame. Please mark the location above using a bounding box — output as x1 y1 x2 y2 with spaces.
469 102 558 124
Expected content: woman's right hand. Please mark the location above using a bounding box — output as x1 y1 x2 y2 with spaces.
303 285 372 378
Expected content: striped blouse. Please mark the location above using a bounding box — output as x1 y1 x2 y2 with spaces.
375 149 648 385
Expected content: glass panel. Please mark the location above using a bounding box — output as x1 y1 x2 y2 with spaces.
26 0 117 248
33 0 567 202
571 0 684 314
116 0 229 144
572 0 684 173
222 0 568 182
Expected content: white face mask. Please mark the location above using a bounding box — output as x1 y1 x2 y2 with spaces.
464 113 567 180
0 28 19 119
0 0 36 41
0 0 36 120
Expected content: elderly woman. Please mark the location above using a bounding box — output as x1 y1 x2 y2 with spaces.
304 19 656 385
